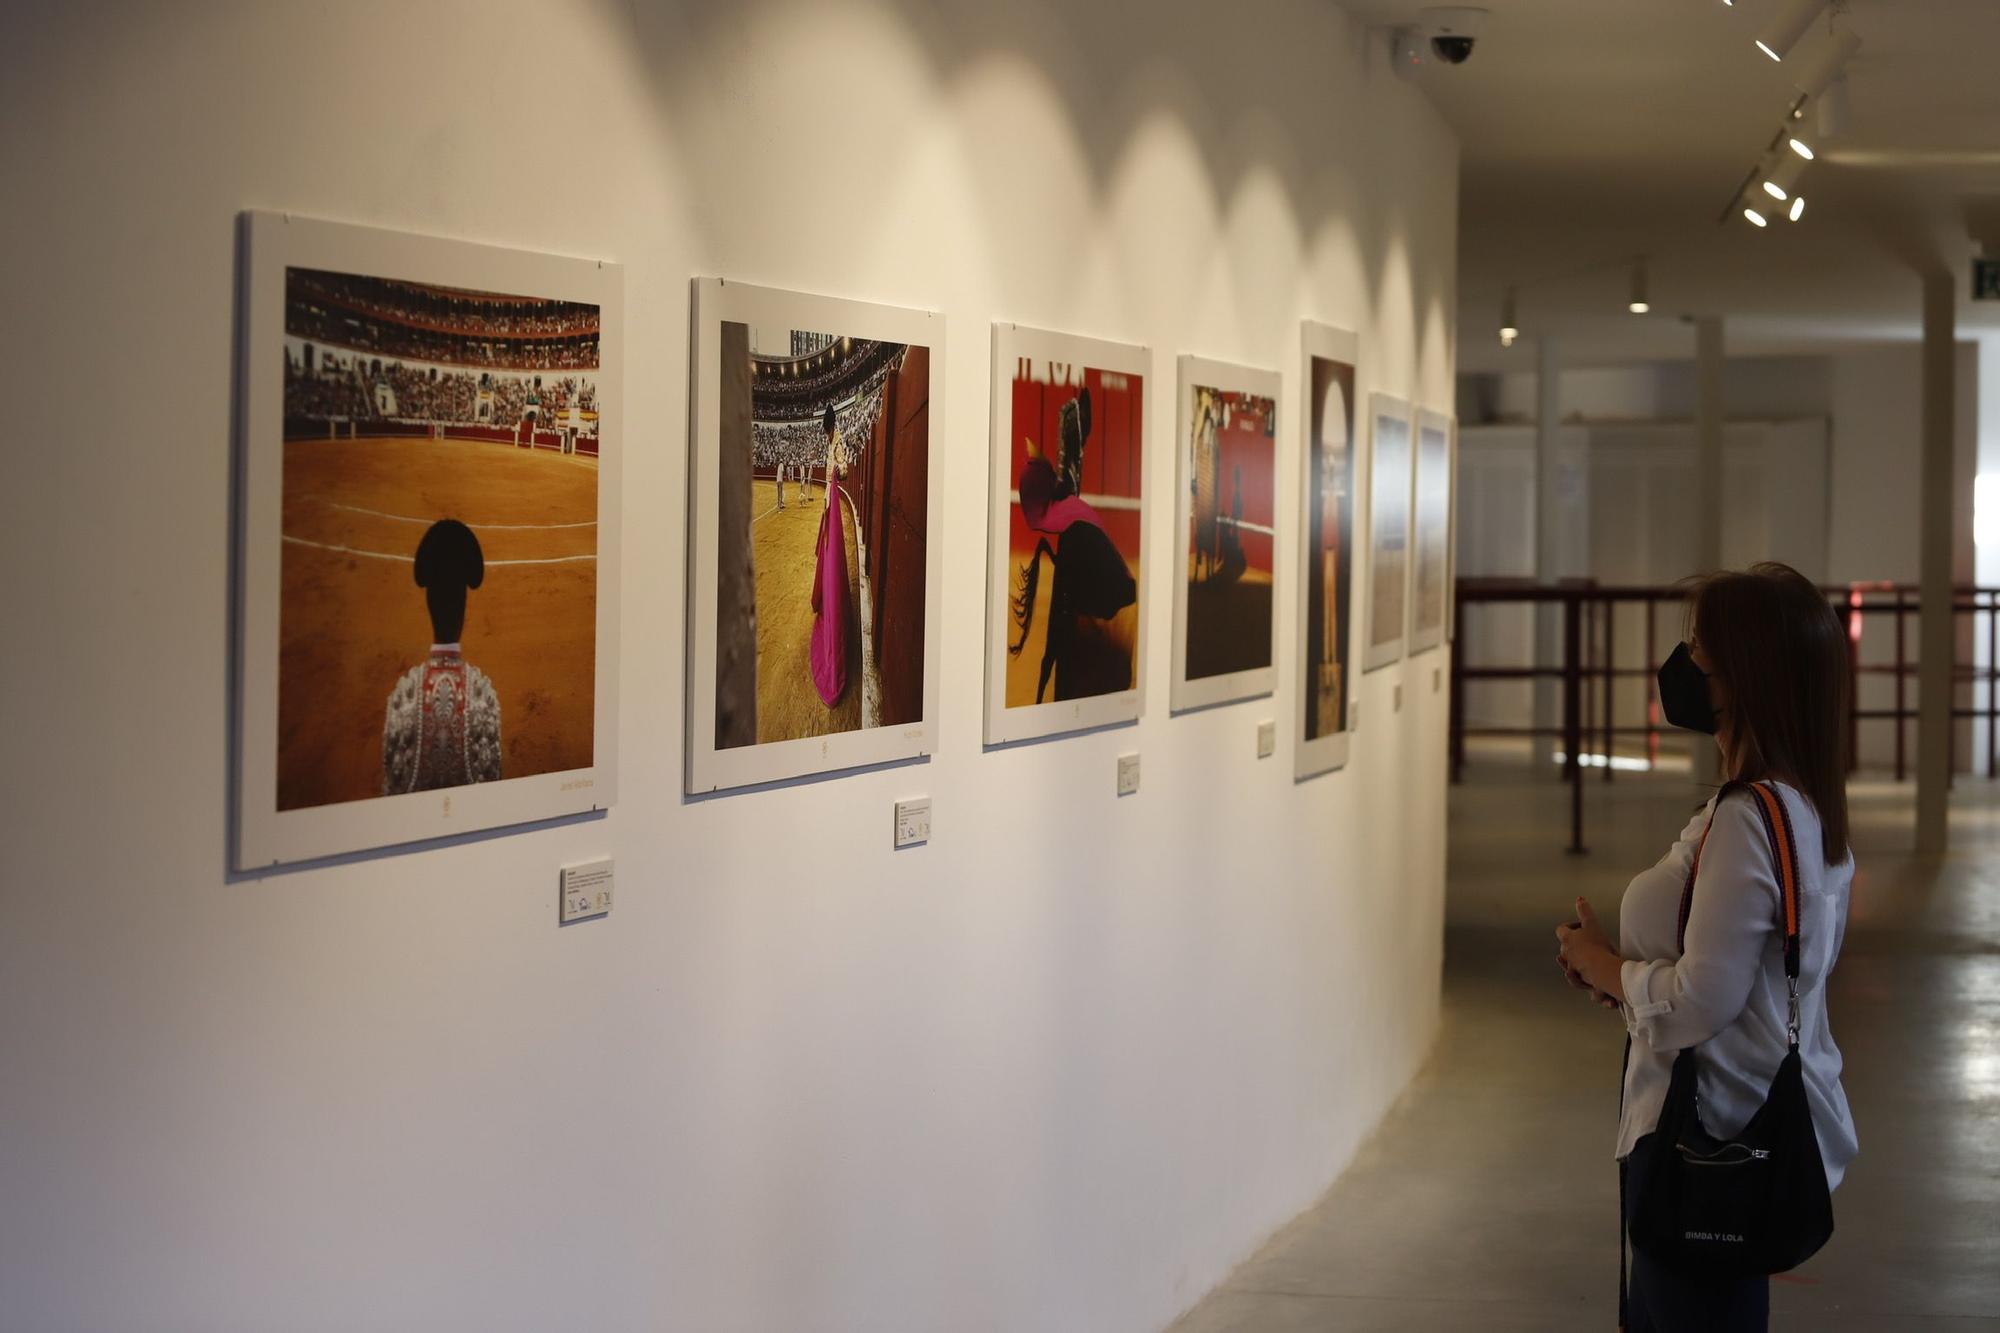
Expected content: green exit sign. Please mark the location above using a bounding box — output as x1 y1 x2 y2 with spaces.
1976 258 2000 300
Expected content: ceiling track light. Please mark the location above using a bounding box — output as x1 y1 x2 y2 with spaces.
1628 258 1651 314
1762 150 1808 201
1499 287 1520 347
1788 195 1807 222
1724 86 1830 227
1738 182 1775 227
1756 0 1831 62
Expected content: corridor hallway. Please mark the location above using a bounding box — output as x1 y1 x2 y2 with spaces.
1170 763 2000 1332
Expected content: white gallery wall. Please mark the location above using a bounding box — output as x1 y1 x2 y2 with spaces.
1455 345 1983 770
1467 355 1837 427
1462 347 1977 588
1825 345 1981 771
1978 339 2000 775
0 4 1459 1332
1454 419 1829 733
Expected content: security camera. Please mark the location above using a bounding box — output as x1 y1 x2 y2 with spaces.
1423 6 1488 65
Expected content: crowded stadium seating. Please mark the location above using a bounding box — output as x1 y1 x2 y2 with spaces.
284 351 600 455
287 268 599 371
282 268 601 455
751 382 886 476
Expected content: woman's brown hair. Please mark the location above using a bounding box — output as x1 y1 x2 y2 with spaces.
1684 562 1851 864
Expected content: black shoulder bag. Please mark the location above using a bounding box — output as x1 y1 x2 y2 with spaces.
1619 780 1834 1308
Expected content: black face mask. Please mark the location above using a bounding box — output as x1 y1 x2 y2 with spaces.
1657 642 1717 735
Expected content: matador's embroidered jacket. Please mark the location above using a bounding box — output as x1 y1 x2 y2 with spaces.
382 646 502 794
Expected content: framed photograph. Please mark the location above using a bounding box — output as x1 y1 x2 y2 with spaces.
1445 408 1461 643
985 325 1150 745
1410 408 1454 655
686 278 942 793
234 211 621 869
1296 323 1359 779
1170 355 1280 712
1363 393 1413 673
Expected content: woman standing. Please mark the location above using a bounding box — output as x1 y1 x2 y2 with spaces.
1555 562 1858 1331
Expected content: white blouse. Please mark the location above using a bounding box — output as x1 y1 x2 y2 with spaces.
1615 782 1859 1190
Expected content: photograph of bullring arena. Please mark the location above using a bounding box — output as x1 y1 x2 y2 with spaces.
277 267 601 810
712 322 929 749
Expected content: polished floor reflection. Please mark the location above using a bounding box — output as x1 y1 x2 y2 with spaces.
1168 764 2000 1332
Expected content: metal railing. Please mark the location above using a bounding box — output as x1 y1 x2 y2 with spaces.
1448 579 2000 853
1840 582 2000 782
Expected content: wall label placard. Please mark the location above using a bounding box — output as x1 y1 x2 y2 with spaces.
894 797 931 848
560 859 614 924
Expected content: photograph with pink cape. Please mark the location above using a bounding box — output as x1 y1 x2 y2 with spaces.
708 316 930 754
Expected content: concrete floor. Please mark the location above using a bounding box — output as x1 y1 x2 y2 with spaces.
1167 762 2000 1332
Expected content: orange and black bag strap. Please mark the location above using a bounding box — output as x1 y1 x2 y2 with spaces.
1676 778 1806 1045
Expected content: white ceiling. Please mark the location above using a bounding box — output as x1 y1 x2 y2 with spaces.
1346 0 2000 371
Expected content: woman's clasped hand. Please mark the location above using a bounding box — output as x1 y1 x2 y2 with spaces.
1555 895 1624 1010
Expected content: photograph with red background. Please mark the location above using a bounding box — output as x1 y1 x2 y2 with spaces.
1183 385 1276 680
1002 362 1143 708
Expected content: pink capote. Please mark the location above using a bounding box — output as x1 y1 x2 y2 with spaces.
1017 456 1106 536
809 486 851 706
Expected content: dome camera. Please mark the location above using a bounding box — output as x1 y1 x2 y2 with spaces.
1431 34 1475 64
1424 6 1487 65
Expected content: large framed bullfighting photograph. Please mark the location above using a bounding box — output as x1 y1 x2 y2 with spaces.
1169 355 1280 713
1410 407 1454 655
233 212 622 869
984 324 1150 745
1363 392 1413 673
685 278 942 793
1295 322 1359 779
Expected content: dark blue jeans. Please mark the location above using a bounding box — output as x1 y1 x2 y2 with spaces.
1627 1246 1770 1332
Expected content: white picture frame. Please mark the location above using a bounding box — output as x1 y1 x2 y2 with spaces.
234 211 622 869
685 277 943 793
1170 354 1282 712
1449 411 1460 643
1410 407 1453 655
984 324 1152 745
1363 392 1413 673
1295 322 1361 779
